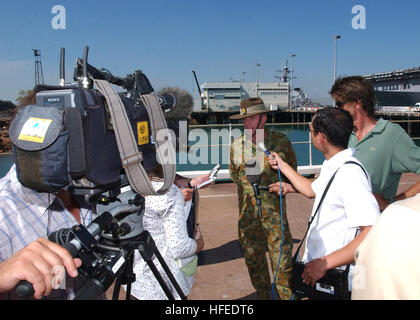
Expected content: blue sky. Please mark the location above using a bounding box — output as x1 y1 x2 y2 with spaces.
1 0 419 108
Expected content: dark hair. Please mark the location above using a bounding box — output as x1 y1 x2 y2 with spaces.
312 107 354 149
329 76 376 118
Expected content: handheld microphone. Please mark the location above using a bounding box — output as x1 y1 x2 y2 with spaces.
257 141 273 158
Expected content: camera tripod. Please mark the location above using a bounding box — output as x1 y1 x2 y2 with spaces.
102 230 187 300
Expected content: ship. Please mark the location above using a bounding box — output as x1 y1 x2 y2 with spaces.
364 66 420 111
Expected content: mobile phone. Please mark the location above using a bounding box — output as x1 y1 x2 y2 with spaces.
209 164 220 180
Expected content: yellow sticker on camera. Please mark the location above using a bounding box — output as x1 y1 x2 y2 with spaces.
137 121 149 145
18 117 53 143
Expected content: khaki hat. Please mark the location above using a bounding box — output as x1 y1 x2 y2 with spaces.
229 97 272 120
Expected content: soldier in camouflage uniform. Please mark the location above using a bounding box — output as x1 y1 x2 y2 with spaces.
229 98 297 300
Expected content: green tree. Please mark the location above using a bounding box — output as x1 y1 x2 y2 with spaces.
0 100 16 111
16 89 34 106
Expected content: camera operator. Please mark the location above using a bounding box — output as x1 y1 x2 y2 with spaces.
0 93 95 300
269 107 380 298
0 164 95 299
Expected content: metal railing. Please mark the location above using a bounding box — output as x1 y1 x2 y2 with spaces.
181 123 322 179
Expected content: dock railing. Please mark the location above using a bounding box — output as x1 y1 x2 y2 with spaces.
177 123 322 181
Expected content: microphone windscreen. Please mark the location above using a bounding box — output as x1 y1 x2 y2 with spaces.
158 87 194 120
256 141 267 153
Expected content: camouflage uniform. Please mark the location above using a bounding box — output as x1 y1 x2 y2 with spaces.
229 127 297 300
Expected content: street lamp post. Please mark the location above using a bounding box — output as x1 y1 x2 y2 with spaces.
334 35 341 83
256 63 261 83
290 54 296 108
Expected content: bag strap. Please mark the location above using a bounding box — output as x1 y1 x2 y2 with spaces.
93 79 175 195
293 160 368 262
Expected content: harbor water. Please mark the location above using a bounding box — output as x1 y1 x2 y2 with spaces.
0 124 324 179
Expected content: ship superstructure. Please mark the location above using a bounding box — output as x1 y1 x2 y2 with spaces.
199 81 290 113
364 67 420 108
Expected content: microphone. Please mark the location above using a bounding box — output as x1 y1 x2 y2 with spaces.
158 87 194 153
158 87 194 120
257 141 273 158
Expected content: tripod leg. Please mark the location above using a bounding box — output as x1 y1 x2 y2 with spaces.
137 231 187 300
124 252 135 300
144 258 176 300
153 248 186 300
112 275 122 300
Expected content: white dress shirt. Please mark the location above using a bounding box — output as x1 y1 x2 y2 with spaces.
0 164 95 299
302 148 380 289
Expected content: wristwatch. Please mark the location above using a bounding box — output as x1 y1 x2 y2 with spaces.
187 178 193 189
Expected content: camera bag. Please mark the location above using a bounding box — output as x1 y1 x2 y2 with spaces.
291 161 367 300
10 83 165 193
10 104 71 192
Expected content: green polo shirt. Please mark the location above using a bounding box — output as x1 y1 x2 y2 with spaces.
349 118 420 200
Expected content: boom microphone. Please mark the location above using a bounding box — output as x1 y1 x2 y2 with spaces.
158 87 194 153
158 87 194 120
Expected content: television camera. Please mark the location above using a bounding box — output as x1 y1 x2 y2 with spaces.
13 46 191 300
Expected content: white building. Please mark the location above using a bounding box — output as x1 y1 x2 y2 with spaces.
199 81 290 112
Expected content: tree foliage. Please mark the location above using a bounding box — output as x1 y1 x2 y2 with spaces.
0 100 16 111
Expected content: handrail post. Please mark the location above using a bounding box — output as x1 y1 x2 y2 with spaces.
308 124 313 166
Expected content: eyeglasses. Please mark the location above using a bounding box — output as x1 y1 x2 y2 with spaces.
335 100 346 108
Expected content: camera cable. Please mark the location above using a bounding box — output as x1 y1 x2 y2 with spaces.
271 164 284 300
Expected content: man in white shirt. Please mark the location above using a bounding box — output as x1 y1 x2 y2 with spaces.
269 107 379 293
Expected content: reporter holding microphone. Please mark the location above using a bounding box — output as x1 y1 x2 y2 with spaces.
268 107 379 299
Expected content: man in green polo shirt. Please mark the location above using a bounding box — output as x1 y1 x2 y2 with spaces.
330 76 420 210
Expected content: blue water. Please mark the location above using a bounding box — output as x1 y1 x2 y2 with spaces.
0 124 324 178
0 153 13 178
177 124 324 171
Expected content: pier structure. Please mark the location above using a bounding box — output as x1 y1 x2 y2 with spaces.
191 109 420 138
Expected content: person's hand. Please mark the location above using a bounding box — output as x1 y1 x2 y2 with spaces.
268 152 285 171
269 182 281 195
181 188 194 202
302 258 328 287
269 182 295 196
191 174 212 189
373 193 390 212
194 225 204 253
0 238 82 299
